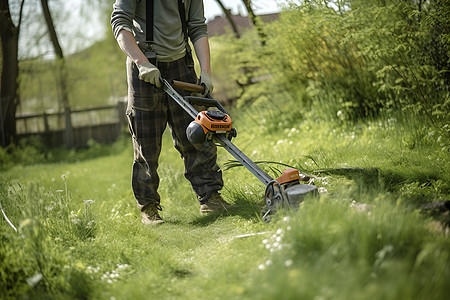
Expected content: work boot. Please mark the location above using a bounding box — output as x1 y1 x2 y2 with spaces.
141 203 164 225
199 192 234 215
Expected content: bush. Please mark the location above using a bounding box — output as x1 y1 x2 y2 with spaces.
0 134 129 170
0 137 47 170
221 0 449 125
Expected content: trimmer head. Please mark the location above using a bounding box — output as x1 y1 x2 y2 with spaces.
264 168 318 220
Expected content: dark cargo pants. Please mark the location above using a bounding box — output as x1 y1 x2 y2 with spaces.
126 56 223 211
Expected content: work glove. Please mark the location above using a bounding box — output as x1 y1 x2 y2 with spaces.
138 62 161 88
198 70 214 96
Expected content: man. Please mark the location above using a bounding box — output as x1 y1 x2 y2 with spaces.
111 0 232 224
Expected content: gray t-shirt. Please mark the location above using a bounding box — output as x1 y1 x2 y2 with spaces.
111 0 208 62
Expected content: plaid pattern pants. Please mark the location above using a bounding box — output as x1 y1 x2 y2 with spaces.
126 56 223 210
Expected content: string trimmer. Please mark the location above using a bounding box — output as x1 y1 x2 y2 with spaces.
162 79 318 219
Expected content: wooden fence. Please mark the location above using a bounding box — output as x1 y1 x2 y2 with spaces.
16 101 128 148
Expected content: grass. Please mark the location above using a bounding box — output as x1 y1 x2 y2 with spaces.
1 102 449 299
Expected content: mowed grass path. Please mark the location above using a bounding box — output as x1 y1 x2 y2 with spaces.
1 131 273 299
1 116 449 299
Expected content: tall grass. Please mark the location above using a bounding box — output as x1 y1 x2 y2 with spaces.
246 198 450 300
1 100 449 298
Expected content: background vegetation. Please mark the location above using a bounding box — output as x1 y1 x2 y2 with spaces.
18 38 126 114
1 0 449 299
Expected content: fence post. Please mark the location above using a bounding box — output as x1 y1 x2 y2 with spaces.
64 107 74 148
0 97 5 147
43 112 49 133
117 101 127 127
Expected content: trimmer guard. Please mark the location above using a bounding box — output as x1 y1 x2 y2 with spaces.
268 183 318 209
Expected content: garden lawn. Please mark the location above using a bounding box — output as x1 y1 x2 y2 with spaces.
1 114 449 299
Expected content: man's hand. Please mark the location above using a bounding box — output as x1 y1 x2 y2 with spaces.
199 71 214 96
138 62 161 87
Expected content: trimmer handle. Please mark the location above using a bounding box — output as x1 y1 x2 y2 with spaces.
170 79 227 113
185 96 228 114
172 80 205 94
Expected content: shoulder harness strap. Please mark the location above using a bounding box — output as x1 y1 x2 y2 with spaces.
145 0 154 47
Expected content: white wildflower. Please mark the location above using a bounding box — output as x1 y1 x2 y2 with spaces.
318 187 328 194
285 260 293 267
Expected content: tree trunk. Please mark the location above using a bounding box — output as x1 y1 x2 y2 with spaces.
40 0 74 148
0 0 25 147
241 0 266 46
214 0 241 38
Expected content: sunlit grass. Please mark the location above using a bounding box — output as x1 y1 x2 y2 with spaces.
1 106 449 299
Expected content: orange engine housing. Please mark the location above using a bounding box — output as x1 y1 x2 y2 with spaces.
194 111 232 134
275 168 301 185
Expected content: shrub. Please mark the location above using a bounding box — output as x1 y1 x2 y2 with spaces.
230 0 449 124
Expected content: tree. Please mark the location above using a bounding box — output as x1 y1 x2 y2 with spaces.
214 0 241 38
241 0 266 45
40 0 73 148
0 0 26 147
214 0 267 44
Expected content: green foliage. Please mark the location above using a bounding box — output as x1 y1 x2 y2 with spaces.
343 1 448 119
18 37 126 113
0 134 129 171
212 0 449 127
0 137 47 170
210 32 273 104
